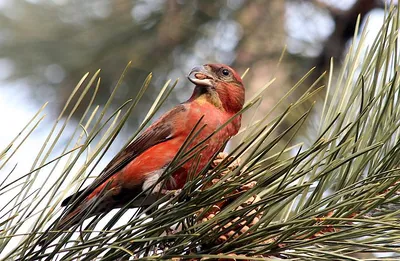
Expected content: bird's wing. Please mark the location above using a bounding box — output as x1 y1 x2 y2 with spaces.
61 104 187 207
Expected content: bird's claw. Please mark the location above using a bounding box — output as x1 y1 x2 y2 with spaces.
161 189 182 198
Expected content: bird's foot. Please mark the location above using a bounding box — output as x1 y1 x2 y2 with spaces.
161 189 182 198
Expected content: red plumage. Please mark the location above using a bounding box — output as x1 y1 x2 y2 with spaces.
56 63 245 233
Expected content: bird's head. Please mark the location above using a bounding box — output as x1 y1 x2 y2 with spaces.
188 63 245 113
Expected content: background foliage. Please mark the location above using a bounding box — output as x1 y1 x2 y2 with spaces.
0 0 385 128
1 0 398 260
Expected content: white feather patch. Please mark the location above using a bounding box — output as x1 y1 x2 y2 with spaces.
142 169 164 194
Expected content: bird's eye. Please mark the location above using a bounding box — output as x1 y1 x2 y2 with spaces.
221 68 230 76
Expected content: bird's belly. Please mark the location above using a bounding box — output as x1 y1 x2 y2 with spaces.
120 118 232 192
170 130 228 188
119 138 184 187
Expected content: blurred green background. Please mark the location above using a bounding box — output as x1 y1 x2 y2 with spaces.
0 0 386 147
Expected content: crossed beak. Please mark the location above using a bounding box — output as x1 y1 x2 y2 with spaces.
188 65 214 87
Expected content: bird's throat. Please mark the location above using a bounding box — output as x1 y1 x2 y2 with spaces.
196 92 224 110
190 86 224 110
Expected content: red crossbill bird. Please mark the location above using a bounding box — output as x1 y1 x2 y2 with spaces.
54 63 245 233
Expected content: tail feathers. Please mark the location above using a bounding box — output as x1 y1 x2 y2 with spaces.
38 205 86 246
61 189 85 207
38 186 157 246
39 193 113 246
57 206 84 230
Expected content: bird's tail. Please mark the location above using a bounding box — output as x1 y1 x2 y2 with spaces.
38 204 87 246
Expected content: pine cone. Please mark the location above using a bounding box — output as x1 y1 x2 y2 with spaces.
198 153 262 244
171 153 275 260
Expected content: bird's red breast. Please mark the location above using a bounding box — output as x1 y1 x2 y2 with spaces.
57 63 245 232
87 99 241 201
